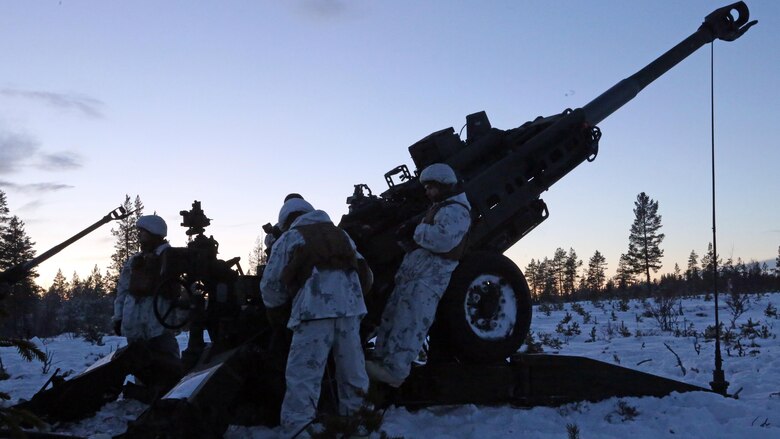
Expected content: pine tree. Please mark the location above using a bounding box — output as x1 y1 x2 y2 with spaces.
62 272 83 333
615 253 634 290
49 269 70 298
685 250 700 296
577 275 587 292
735 257 747 279
0 190 9 234
0 190 12 285
77 265 112 344
625 192 665 290
247 232 267 275
775 245 780 277
539 258 557 302
562 248 581 296
743 260 763 292
585 250 608 292
0 192 10 302
133 195 144 222
538 260 552 299
0 193 46 431
701 242 721 287
685 251 700 282
0 216 40 337
107 195 143 290
524 259 541 299
37 270 69 336
549 248 567 299
0 216 36 270
722 256 735 278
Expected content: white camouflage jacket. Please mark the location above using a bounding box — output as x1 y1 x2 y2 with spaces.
112 242 172 341
396 192 471 287
260 210 369 330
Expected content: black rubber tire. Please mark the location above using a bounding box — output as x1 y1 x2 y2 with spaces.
431 251 532 363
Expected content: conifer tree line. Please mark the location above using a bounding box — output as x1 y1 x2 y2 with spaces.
0 191 143 342
0 190 778 340
524 192 780 303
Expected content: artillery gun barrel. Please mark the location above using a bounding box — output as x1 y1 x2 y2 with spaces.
442 2 756 255
582 1 756 126
0 206 130 284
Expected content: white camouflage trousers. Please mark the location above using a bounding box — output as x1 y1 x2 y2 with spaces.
373 278 443 382
279 316 368 439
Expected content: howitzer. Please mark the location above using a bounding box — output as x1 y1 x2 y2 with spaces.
14 201 270 431
341 1 756 364
14 3 756 438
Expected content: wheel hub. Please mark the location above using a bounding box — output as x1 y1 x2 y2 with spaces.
464 274 518 340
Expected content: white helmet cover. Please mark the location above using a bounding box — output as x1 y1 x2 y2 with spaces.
419 163 457 185
136 215 168 237
278 198 314 228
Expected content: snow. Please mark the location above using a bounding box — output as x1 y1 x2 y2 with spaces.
2 292 779 438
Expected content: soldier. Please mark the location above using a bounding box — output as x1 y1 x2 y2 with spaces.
112 214 182 400
366 163 471 388
260 198 372 439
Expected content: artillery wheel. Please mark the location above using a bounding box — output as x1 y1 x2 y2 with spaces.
431 251 532 363
152 276 195 330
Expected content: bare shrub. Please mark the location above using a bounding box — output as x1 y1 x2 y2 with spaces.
726 291 750 329
605 400 639 423
644 295 680 332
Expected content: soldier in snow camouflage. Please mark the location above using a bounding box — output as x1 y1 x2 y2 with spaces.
366 163 471 388
260 198 372 439
112 214 183 397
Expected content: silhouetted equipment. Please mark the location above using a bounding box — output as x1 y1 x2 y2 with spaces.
12 3 755 438
341 1 756 363
0 206 130 286
16 343 157 422
151 201 264 369
13 202 271 435
261 222 281 241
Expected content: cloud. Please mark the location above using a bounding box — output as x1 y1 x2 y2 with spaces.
16 199 44 213
0 130 82 174
0 131 39 174
0 88 104 118
37 151 84 171
25 182 74 192
0 180 74 193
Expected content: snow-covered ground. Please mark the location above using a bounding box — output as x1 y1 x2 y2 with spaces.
2 292 779 438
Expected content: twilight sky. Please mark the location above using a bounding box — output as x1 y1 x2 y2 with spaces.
1 0 778 287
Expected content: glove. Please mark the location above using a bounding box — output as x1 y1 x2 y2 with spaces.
113 319 122 336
